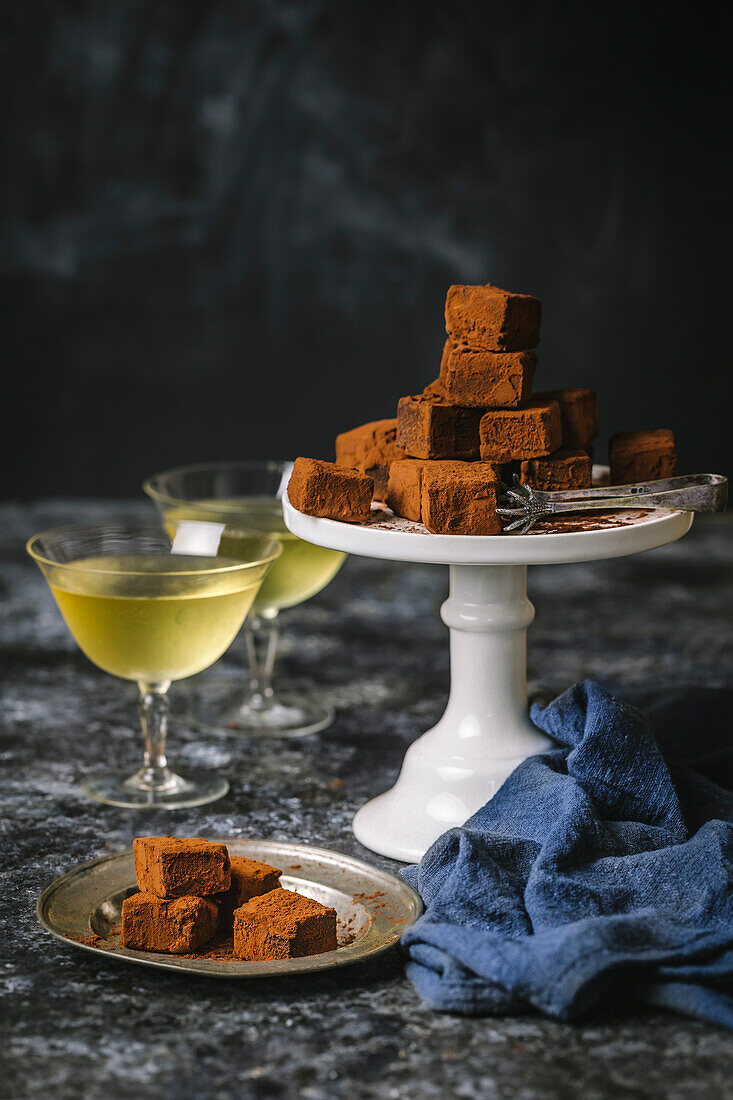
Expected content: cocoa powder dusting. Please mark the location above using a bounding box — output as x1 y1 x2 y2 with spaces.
522 509 656 534
65 933 111 949
363 502 664 536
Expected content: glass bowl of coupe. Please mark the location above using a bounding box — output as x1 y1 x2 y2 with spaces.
27 520 280 808
143 462 346 738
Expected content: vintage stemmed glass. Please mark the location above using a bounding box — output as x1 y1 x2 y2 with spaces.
143 462 346 737
27 520 280 808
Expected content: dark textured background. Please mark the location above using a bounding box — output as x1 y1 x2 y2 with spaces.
4 0 731 498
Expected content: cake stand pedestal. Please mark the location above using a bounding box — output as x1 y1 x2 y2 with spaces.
284 495 692 863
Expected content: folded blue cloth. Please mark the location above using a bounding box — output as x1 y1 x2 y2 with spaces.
402 681 733 1027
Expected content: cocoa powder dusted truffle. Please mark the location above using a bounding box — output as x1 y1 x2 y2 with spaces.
421 462 502 535
422 377 446 399
386 459 426 522
520 449 592 491
216 856 283 934
535 388 598 449
445 284 542 351
387 458 502 525
233 887 337 961
133 836 230 899
335 419 400 502
335 418 399 470
610 429 678 484
121 892 218 954
442 346 536 408
396 395 483 460
287 458 373 523
479 399 562 462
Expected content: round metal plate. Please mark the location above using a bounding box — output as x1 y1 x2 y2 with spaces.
37 838 423 978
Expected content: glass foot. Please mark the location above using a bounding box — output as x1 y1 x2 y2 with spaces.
186 684 334 738
81 768 229 809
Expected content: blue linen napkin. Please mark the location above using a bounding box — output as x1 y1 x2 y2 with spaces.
402 680 733 1027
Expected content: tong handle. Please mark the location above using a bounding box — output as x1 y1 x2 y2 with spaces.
537 473 727 515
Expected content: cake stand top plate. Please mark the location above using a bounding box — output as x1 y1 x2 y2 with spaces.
283 495 692 567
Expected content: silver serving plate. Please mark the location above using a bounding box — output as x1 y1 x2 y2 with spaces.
37 838 422 978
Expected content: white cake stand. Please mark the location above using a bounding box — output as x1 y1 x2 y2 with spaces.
283 491 692 862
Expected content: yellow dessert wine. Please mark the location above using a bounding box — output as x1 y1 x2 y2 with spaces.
27 520 280 809
143 461 346 737
49 554 264 682
162 500 345 617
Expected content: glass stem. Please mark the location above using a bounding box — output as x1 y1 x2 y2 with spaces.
244 615 280 711
134 680 174 790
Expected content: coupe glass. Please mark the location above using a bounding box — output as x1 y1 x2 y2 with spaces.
143 462 346 737
27 520 280 808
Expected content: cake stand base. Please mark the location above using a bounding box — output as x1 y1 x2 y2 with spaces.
352 563 551 862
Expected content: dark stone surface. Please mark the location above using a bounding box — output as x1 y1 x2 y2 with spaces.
2 501 733 1098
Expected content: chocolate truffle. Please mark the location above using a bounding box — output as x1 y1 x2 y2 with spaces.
335 418 399 503
442 346 536 408
335 418 399 469
445 283 542 351
421 463 502 535
387 458 503 524
422 377 446 399
396 395 483 460
609 429 678 484
520 449 592 492
133 836 230 899
335 418 400 502
287 458 373 523
217 856 283 934
535 388 598 449
233 888 337 961
121 892 218 954
479 399 562 462
386 459 426 522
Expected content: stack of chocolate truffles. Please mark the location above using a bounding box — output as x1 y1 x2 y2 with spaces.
288 284 597 533
287 282 678 532
121 836 337 961
386 283 600 532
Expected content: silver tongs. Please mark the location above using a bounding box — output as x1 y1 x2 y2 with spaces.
497 473 728 533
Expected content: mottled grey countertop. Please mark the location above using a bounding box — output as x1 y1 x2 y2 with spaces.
3 501 733 1099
